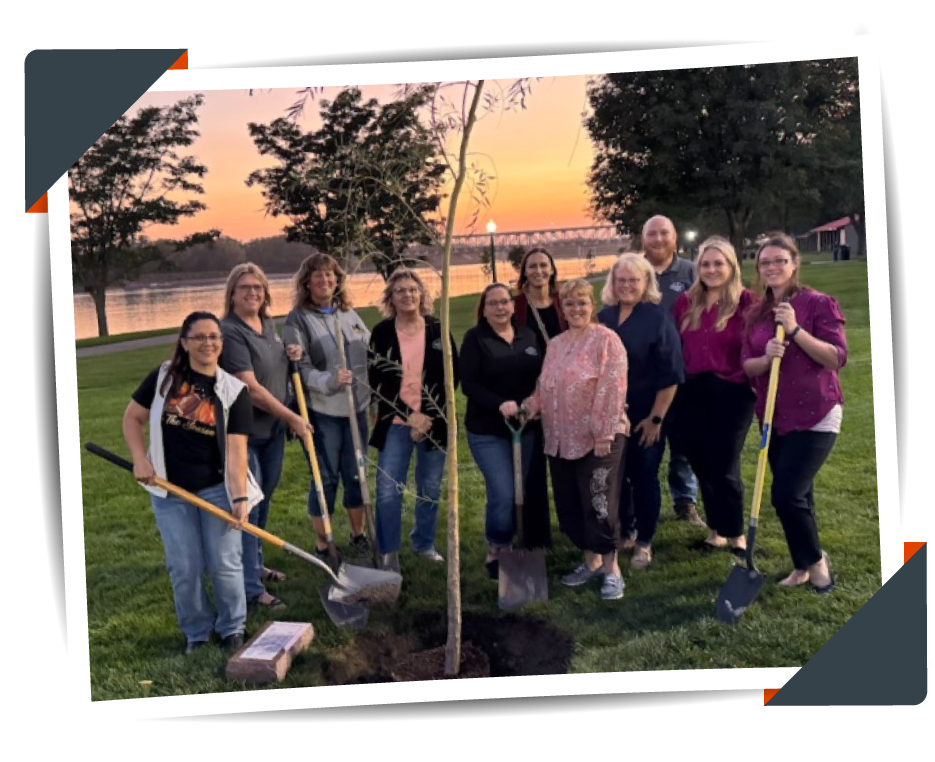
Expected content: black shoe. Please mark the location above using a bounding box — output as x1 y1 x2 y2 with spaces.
314 545 341 564
221 632 245 654
185 640 208 655
485 558 499 580
347 533 373 557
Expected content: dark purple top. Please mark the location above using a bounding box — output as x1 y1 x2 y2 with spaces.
674 289 758 385
741 288 847 435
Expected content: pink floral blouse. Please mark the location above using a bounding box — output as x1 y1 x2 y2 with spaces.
526 325 629 460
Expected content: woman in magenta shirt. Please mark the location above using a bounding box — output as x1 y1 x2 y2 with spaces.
742 233 846 594
671 236 758 554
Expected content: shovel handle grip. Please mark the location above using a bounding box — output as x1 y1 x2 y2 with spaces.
85 442 134 472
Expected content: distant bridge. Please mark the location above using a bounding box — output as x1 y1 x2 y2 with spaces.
449 224 629 250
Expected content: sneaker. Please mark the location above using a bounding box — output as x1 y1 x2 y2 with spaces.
314 545 341 564
600 573 625 600
348 533 373 557
561 563 603 587
220 632 245 654
380 552 400 573
415 547 445 563
185 640 209 655
675 501 707 529
631 545 653 570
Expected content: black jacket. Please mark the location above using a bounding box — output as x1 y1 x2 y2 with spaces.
368 316 460 451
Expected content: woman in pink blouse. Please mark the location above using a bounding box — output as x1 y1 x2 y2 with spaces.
523 279 630 601
742 233 846 594
671 236 759 554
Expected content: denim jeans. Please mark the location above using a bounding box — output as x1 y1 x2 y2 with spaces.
666 436 698 505
305 409 369 517
620 431 668 546
375 424 446 554
467 430 535 548
245 428 285 600
151 482 246 644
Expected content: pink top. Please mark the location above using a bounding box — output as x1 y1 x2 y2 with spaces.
526 325 629 460
741 288 847 435
673 289 759 385
393 327 425 425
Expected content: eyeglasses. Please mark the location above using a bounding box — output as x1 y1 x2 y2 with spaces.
614 277 642 286
562 299 592 309
485 298 512 309
758 258 791 269
393 287 421 296
236 284 265 293
186 334 223 344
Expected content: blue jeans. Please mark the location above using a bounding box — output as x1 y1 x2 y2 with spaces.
245 429 285 600
666 434 698 505
305 409 369 517
620 433 668 546
467 430 535 548
151 482 246 644
375 424 446 554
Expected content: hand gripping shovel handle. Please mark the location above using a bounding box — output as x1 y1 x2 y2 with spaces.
331 314 378 565
744 322 785 570
83 442 345 587
289 361 339 567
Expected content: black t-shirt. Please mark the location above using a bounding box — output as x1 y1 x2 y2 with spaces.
522 303 562 354
132 367 253 493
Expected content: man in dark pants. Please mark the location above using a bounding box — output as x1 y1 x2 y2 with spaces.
640 215 705 529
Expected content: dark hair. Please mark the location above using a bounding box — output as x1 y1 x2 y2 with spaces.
517 248 559 295
474 283 514 324
746 232 802 329
159 311 222 397
292 252 351 311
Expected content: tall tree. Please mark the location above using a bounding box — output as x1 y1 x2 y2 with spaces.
69 94 218 337
586 60 860 254
246 87 447 279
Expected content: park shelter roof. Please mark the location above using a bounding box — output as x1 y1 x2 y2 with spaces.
809 216 852 233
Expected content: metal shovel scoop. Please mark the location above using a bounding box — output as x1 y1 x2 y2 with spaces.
497 412 548 611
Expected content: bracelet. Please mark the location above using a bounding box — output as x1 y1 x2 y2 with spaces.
788 326 802 341
232 496 248 504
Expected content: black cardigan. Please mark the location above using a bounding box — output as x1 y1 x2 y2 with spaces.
368 316 460 451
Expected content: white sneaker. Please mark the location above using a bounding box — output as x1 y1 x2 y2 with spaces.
415 547 444 563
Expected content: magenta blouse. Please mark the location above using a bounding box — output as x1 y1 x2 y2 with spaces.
741 288 847 435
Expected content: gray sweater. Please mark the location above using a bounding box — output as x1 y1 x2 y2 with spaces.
282 306 371 417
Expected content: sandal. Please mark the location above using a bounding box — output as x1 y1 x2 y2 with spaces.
811 552 836 595
261 567 287 583
248 593 286 611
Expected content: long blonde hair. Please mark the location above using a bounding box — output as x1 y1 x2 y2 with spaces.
223 262 271 319
680 236 743 332
600 254 662 306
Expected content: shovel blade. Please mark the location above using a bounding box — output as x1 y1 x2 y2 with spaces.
498 549 549 611
319 585 369 630
327 563 403 607
716 565 766 623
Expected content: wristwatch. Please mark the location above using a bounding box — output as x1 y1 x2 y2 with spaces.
787 326 802 341
651 415 663 425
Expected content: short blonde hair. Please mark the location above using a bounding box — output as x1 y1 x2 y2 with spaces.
601 254 662 306
559 279 598 323
223 262 272 319
379 268 434 318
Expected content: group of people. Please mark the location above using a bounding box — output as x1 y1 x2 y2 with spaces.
121 214 847 653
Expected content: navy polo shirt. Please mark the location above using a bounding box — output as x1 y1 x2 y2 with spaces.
597 302 685 421
654 255 696 314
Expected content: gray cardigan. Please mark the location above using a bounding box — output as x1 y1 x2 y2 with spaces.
283 305 371 417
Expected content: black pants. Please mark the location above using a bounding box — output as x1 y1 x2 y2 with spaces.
671 373 755 539
549 435 626 556
768 430 837 570
522 427 552 549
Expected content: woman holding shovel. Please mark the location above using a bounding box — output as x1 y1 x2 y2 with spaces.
461 283 544 579
742 233 847 594
122 311 259 655
220 262 312 611
523 279 629 601
283 253 372 562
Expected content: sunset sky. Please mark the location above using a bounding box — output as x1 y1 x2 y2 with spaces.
128 76 598 243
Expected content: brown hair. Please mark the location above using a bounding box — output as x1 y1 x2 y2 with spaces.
746 232 802 328
474 283 514 324
223 262 271 319
517 248 559 295
378 268 434 318
680 236 744 332
159 311 222 397
292 253 351 312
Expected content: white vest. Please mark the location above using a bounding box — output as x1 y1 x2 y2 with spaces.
143 362 264 511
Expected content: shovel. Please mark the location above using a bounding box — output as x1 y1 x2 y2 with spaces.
84 443 399 629
289 361 403 609
498 412 548 611
715 323 785 623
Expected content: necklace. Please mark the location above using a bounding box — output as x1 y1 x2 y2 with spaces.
396 317 424 336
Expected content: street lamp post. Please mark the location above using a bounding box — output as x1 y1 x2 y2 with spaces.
486 219 498 284
685 229 698 260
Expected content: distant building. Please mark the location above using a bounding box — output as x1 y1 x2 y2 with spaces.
796 216 858 254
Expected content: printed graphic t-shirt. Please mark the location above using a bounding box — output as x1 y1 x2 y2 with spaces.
132 367 252 493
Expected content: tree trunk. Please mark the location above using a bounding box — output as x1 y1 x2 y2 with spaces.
441 80 485 678
89 285 110 337
725 208 748 262
852 211 866 257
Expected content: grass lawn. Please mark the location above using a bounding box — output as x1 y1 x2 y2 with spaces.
77 259 879 699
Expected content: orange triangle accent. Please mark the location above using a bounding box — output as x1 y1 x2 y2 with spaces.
904 542 925 564
27 193 48 213
764 688 780 704
169 51 188 70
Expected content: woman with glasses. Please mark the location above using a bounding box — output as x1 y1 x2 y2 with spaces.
742 233 847 594
597 254 684 571
219 263 311 611
523 279 629 601
461 283 544 578
122 311 258 655
368 268 459 572
670 238 759 554
283 253 373 562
